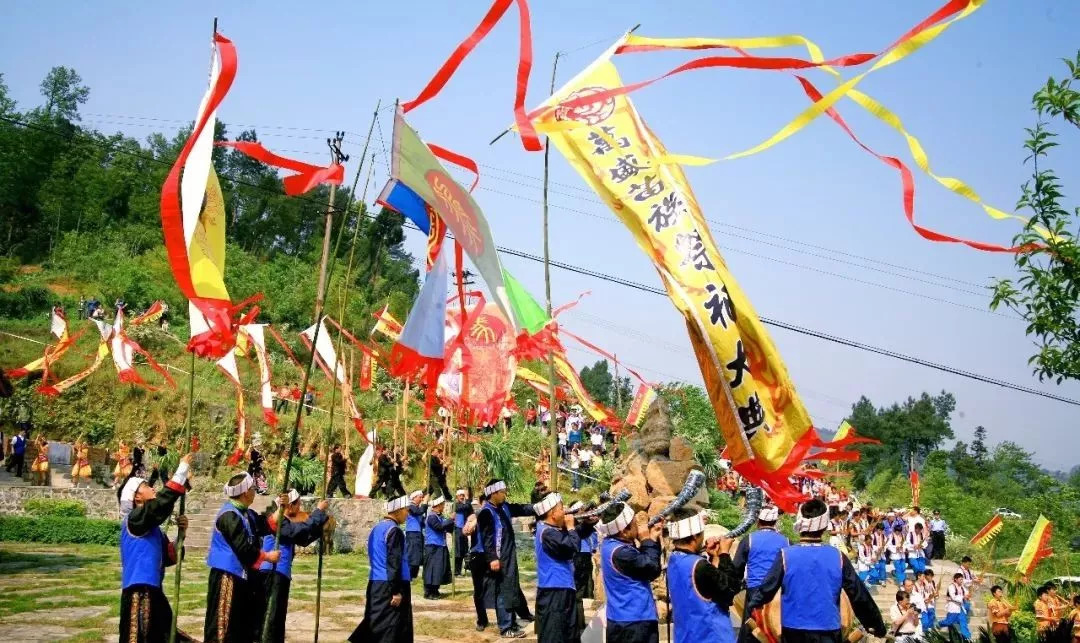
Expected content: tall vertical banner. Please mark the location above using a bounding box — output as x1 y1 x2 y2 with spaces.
540 53 819 506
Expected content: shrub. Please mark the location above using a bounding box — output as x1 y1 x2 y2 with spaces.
23 497 87 518
1010 610 1037 643
0 286 52 319
0 516 119 545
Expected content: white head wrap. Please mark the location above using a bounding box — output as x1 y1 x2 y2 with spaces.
758 505 780 522
409 489 424 500
596 503 636 537
119 476 146 518
286 489 300 505
223 472 254 497
567 501 585 513
484 480 506 496
794 505 830 533
386 494 408 513
532 492 561 516
667 512 706 540
456 489 467 497
429 495 446 508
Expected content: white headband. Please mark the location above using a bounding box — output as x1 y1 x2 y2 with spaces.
286 489 300 505
224 472 254 497
794 508 830 533
429 496 446 507
597 504 636 537
386 495 408 513
119 476 146 517
456 489 467 497
667 513 706 539
409 490 424 500
484 480 506 496
567 501 585 513
533 492 561 516
758 506 780 522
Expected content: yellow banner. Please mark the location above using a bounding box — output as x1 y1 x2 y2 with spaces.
542 60 813 492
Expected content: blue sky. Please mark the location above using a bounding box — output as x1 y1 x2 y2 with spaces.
3 1 1078 470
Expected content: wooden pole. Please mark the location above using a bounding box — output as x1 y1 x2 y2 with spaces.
169 20 215 643
613 353 622 413
543 50 561 492
312 104 380 643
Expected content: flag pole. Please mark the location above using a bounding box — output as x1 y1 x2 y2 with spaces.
312 102 380 643
543 50 562 492
168 18 215 643
261 129 354 643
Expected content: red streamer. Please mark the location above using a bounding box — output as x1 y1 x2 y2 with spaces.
217 141 344 196
401 0 540 151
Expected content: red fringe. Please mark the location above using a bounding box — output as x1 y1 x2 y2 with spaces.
226 447 245 467
37 385 59 397
263 408 279 428
389 343 443 399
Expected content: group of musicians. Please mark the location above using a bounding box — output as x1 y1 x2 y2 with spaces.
352 477 887 643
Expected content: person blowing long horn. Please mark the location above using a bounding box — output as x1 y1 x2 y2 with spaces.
742 498 886 643
666 507 741 643
597 501 664 643
531 488 580 643
732 503 789 639
350 493 413 642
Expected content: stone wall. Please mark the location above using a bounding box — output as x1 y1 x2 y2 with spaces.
0 486 122 518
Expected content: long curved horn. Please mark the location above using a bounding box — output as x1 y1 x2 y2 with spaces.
725 486 764 538
575 488 631 519
648 469 706 527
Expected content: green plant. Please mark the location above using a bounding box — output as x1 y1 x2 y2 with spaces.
0 516 120 545
23 497 87 518
1010 610 1037 643
707 489 744 528
288 456 324 494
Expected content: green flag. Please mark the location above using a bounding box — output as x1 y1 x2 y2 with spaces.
502 269 550 335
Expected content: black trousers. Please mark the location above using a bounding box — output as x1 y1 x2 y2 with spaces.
327 473 351 498
6 453 24 477
607 619 659 643
536 587 578 643
930 531 946 559
469 553 489 627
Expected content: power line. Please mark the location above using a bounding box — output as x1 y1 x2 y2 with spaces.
7 114 1077 407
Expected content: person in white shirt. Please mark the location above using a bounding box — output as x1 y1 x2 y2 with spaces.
887 525 907 585
569 446 581 491
588 425 604 451
940 572 971 639
905 523 928 574
856 535 876 586
578 445 593 473
557 428 567 460
890 590 922 642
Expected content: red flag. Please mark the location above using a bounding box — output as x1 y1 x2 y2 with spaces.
910 469 920 506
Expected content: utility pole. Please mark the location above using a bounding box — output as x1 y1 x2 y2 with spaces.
314 132 349 319
543 51 561 491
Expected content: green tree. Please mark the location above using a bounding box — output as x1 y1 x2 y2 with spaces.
991 51 1080 382
38 66 89 122
846 391 956 488
579 360 614 406
971 425 989 465
657 382 723 477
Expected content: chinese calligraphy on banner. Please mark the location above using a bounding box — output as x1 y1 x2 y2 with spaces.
540 58 816 506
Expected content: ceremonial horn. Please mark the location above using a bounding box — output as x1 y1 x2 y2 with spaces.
648 469 706 527
575 488 632 520
725 486 765 538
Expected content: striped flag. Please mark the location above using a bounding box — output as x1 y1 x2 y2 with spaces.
970 514 1003 547
359 350 375 391
909 469 920 506
371 305 403 341
1016 515 1053 576
625 384 657 427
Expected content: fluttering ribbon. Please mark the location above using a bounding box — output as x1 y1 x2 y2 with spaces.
402 0 540 151
107 309 175 391
240 324 278 428
160 32 245 359
7 308 73 379
300 319 370 443
217 351 249 466
216 141 345 196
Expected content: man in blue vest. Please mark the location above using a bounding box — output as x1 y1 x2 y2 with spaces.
405 490 426 579
743 498 886 643
422 495 455 599
253 489 330 642
6 429 26 478
732 502 788 634
666 507 740 643
350 493 413 643
468 492 490 632
453 488 473 577
117 453 192 642
203 472 280 643
476 478 536 639
532 488 580 643
597 500 663 643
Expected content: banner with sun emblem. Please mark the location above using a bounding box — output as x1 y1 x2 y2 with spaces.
438 300 518 425
538 55 822 507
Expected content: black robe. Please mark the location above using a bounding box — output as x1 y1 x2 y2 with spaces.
535 522 581 643
422 512 455 590
405 503 426 578
253 509 329 643
203 505 274 643
119 484 187 643
350 525 413 643
742 542 886 643
453 500 473 571
476 501 535 609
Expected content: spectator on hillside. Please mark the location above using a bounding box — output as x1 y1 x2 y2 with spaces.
557 427 567 460
303 386 316 416
275 383 291 413
569 445 582 491
290 383 302 408
525 401 538 428
78 295 86 319
589 424 604 453
578 441 593 474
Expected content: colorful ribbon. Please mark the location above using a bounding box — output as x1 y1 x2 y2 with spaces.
216 141 344 196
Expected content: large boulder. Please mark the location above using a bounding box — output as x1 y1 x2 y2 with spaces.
668 435 695 462
645 495 676 521
644 459 698 497
634 399 672 458
611 473 650 513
